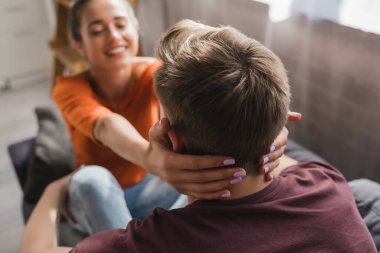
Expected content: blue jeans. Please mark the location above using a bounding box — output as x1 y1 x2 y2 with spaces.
68 165 187 235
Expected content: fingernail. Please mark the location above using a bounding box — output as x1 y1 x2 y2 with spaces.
270 145 276 153
223 159 235 166
158 119 162 128
230 177 242 185
263 156 269 164
264 166 269 174
233 170 246 178
221 192 231 198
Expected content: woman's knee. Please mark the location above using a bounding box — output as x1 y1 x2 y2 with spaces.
70 165 120 197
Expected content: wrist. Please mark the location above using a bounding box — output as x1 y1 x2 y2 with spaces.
141 143 158 175
142 142 167 179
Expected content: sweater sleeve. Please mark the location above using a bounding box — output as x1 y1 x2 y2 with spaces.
52 76 112 141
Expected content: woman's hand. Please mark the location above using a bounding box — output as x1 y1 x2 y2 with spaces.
145 118 246 200
258 111 302 181
145 112 301 200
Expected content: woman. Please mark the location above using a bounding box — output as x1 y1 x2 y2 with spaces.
52 0 298 235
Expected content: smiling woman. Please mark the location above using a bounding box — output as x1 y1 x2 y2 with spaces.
71 0 139 71
52 0 190 236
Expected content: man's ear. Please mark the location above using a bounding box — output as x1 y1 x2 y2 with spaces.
167 127 188 153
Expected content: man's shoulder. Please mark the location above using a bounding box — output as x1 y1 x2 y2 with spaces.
280 161 346 183
274 161 352 206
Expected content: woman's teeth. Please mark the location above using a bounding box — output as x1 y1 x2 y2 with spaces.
108 47 126 55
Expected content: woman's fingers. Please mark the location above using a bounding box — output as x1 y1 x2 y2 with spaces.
260 146 285 167
190 189 231 200
258 127 288 167
148 118 173 150
147 118 243 199
170 153 236 171
149 118 237 171
168 167 246 184
254 112 300 181
260 149 283 174
177 181 233 200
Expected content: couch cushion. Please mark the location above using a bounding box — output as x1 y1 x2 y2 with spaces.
8 138 35 189
23 106 75 203
349 179 380 251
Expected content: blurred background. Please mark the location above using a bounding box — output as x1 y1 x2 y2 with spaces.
0 0 379 252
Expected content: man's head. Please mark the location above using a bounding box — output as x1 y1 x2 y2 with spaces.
155 20 290 173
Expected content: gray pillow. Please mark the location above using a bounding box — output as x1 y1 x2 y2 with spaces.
23 106 75 203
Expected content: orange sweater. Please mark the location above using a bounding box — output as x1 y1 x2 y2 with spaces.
52 62 160 188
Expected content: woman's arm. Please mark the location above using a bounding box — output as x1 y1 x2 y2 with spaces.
94 111 301 199
20 176 73 253
94 113 241 199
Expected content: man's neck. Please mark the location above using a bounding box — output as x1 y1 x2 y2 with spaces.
228 155 298 199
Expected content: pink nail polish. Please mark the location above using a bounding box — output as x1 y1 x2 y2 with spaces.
221 192 231 198
270 145 276 153
233 170 246 178
223 159 235 166
264 167 269 174
230 177 242 185
263 156 269 164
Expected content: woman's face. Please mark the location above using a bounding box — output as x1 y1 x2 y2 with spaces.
77 0 139 70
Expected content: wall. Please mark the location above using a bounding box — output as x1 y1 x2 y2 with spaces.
0 0 52 90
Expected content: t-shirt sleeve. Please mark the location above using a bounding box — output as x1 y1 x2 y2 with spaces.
52 76 112 141
69 223 156 253
70 209 176 253
69 229 126 253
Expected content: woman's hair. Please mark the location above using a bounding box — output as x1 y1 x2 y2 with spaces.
155 20 290 173
70 0 138 42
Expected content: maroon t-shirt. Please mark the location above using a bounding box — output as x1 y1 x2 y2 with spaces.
70 162 376 253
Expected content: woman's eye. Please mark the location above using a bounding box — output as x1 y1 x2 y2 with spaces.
116 23 127 30
90 30 103 36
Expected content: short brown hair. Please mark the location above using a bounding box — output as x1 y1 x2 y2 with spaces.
155 20 290 173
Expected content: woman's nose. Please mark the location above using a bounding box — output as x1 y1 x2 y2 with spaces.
108 26 123 42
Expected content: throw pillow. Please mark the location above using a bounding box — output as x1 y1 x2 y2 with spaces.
23 106 75 203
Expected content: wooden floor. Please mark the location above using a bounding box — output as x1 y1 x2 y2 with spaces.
0 81 51 253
